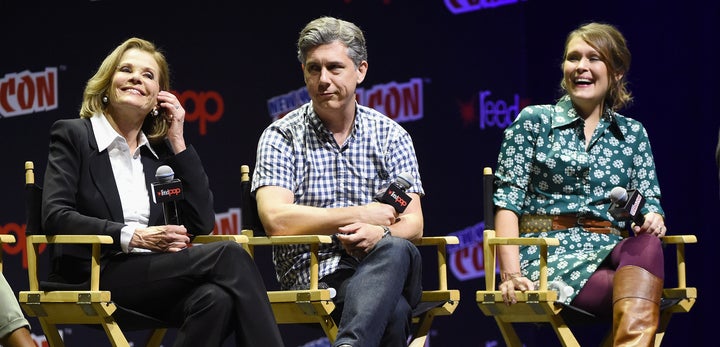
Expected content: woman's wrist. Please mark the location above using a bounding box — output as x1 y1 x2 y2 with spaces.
501 271 522 282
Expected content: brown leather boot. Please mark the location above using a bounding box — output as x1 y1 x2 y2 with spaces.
612 265 663 346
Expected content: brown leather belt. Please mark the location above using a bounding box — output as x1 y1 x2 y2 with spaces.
519 214 622 235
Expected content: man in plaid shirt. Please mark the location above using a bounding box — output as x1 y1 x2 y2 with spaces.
252 16 424 347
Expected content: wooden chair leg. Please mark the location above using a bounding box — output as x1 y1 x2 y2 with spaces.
318 316 338 343
600 330 613 347
496 319 523 347
100 320 131 347
38 319 65 347
408 335 427 347
654 310 673 347
409 311 435 347
145 328 168 347
547 315 581 347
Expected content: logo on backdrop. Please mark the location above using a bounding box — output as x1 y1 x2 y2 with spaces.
444 0 527 14
446 221 492 280
0 68 222 136
213 208 241 235
266 78 425 123
0 222 39 269
458 89 530 129
175 90 224 136
0 67 58 118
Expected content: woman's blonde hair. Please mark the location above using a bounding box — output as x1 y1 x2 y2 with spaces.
80 37 171 143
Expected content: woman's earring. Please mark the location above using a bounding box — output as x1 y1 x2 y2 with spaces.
152 109 159 117
101 95 109 105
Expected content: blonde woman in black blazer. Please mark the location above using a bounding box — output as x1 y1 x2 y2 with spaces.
41 37 283 347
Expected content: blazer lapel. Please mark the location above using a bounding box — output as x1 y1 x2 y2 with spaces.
142 146 163 225
88 148 124 223
77 118 123 223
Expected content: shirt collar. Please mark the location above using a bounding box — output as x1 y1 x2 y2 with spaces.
550 95 617 129
306 101 359 144
90 113 158 159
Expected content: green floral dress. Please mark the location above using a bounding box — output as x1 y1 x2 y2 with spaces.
493 95 664 305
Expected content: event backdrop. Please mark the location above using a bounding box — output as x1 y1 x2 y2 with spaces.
1 0 718 346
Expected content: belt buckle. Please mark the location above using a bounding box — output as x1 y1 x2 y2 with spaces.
576 216 586 227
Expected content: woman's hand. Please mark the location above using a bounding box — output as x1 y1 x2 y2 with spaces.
157 90 186 153
130 224 190 252
498 272 535 305
633 212 666 237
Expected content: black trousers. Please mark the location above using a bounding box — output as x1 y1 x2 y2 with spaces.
100 241 284 347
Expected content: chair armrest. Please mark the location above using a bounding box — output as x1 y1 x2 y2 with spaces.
413 236 458 291
25 235 114 292
27 235 114 244
661 235 697 244
0 234 16 272
0 234 16 243
241 231 334 291
193 234 249 244
246 234 333 246
661 234 697 289
482 229 559 291
412 236 459 247
486 237 560 247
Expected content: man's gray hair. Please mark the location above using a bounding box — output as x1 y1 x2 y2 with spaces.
297 16 367 67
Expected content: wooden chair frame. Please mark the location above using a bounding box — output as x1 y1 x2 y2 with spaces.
19 161 248 347
1 234 16 272
239 165 460 345
0 234 15 273
476 167 697 347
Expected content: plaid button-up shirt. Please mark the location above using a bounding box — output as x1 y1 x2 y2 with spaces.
252 102 424 290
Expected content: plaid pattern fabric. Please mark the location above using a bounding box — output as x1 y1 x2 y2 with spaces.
252 102 424 290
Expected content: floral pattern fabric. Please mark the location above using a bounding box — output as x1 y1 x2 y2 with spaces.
493 96 664 305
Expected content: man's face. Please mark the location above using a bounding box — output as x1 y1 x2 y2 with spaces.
302 41 367 115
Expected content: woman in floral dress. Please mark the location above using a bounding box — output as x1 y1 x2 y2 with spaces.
493 22 667 346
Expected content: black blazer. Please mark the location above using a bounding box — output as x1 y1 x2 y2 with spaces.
41 118 215 282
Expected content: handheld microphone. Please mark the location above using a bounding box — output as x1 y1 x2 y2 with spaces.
374 172 413 213
608 187 645 226
151 165 184 225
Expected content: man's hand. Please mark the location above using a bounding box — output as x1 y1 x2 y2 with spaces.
336 222 386 258
360 202 398 226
